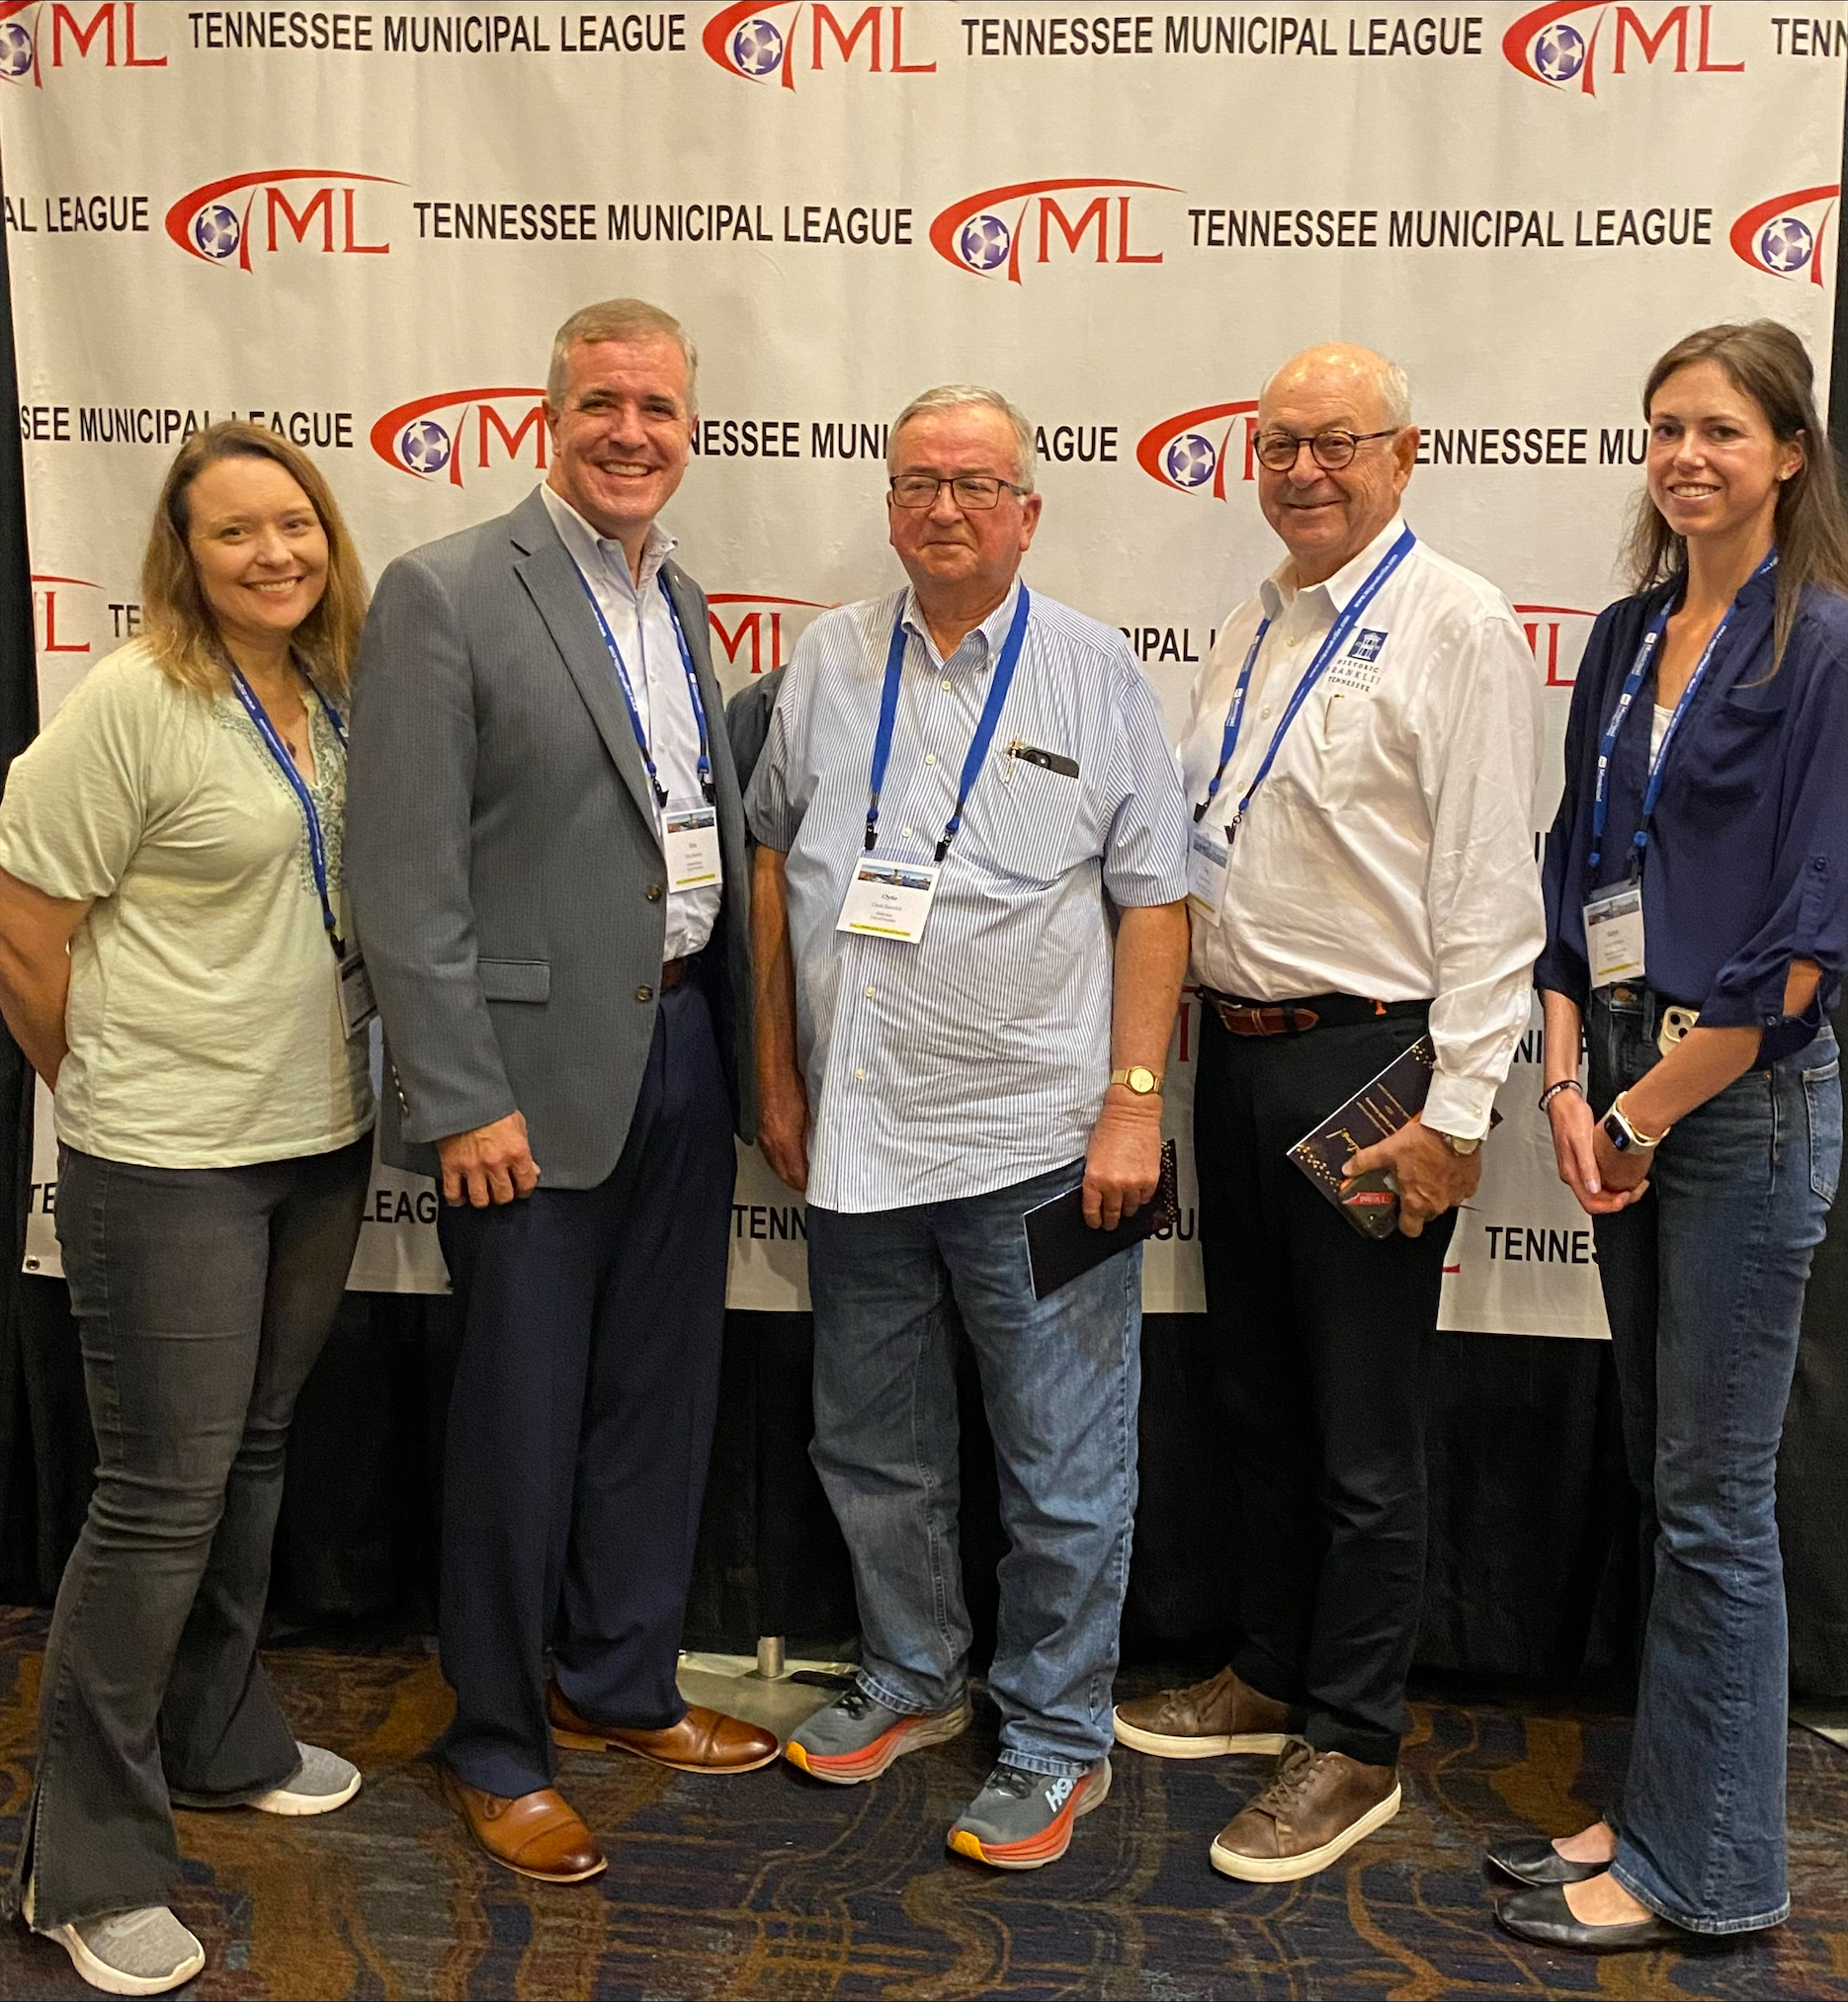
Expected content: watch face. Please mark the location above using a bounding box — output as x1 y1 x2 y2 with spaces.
1602 1111 1630 1152
1129 1066 1156 1094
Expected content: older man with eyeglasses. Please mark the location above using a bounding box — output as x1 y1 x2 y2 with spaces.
1113 344 1544 1882
748 384 1189 1870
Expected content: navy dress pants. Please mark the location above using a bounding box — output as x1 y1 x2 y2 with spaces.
435 978 736 1800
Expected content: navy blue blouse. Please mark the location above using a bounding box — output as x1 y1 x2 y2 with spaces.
1537 564 1848 1064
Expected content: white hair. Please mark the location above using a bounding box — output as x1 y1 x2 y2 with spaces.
547 297 698 412
887 383 1036 491
1260 350 1412 428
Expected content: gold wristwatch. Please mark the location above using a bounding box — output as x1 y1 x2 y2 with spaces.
1110 1066 1163 1096
1434 1128 1481 1157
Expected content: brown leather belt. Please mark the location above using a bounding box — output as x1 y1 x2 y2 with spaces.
660 958 689 992
1200 988 1431 1037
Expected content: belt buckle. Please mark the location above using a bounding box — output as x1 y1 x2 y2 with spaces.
1657 1004 1698 1055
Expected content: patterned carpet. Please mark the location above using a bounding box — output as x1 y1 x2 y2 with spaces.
0 1611 1843 1999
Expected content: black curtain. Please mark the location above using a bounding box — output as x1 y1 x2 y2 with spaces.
0 129 1844 1695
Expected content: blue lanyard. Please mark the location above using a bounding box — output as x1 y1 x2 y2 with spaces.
1585 551 1775 882
571 564 714 808
867 587 1032 863
1197 525 1415 830
229 667 349 959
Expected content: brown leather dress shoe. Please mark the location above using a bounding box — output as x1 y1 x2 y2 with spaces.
438 1767 607 1883
1209 1738 1401 1881
1114 1666 1301 1758
547 1682 781 1774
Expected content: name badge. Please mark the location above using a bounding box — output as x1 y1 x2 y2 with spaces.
1583 884 1645 988
663 805 722 891
837 858 941 944
1187 826 1231 921
338 950 378 1041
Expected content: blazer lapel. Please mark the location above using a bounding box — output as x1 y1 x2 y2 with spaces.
511 497 660 837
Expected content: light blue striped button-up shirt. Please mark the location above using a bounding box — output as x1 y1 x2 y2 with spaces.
747 579 1189 1213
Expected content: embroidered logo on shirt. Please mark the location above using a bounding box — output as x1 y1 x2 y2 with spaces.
1327 628 1388 698
1347 627 1387 663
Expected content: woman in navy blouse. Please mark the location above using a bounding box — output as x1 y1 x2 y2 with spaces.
1494 320 1848 1953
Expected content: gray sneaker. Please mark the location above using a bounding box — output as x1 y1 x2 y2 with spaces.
172 1740 361 1817
38 1902 205 1997
949 1757 1112 1870
786 1685 971 1785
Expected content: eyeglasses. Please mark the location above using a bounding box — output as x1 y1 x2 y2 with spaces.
1254 427 1401 472
888 473 1029 510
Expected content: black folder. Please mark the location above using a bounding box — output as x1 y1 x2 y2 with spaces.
1022 1140 1179 1300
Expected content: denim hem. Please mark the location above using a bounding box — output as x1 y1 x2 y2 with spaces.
1609 1861 1790 1936
992 1748 1094 1781
855 1670 954 1720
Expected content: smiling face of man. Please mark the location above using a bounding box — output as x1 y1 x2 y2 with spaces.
546 333 693 552
1255 345 1417 587
885 403 1042 610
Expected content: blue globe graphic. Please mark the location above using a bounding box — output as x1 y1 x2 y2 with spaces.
730 17 783 74
0 22 34 77
1759 215 1813 275
1533 21 1585 81
192 205 241 260
399 419 453 475
1165 433 1218 488
959 213 1011 272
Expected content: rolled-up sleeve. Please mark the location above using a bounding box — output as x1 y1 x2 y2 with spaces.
1100 656 1190 908
1417 606 1548 1138
1698 631 1848 1050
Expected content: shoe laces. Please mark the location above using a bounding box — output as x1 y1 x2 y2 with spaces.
983 1764 1037 1802
1251 1741 1322 1814
833 1689 875 1720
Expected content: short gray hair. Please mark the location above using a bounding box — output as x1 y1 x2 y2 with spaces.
887 384 1036 491
1260 348 1412 428
547 298 699 413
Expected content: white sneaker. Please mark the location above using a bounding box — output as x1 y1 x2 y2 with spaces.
36 1899 205 1997
247 1741 361 1816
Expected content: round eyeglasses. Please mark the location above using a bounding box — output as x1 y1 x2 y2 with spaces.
1253 427 1401 472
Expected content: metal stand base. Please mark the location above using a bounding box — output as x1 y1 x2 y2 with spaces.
754 1635 787 1680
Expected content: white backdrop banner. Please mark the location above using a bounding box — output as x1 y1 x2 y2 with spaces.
3 0 1843 1328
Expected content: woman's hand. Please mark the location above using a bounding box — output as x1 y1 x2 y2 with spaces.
1549 1087 1649 1214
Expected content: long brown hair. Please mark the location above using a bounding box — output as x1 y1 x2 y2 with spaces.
141 421 368 699
1626 320 1848 677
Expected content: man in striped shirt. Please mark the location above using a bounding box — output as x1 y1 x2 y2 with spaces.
747 384 1189 1871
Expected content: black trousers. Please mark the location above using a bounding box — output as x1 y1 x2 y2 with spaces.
1194 1006 1450 1768
435 977 736 1800
15 1134 371 1930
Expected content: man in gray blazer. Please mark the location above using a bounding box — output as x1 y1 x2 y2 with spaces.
347 298 776 1887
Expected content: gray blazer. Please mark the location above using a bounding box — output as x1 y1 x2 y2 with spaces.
345 487 755 1189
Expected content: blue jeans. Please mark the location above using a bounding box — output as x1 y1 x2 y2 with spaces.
1589 994 1840 1935
806 1160 1141 1776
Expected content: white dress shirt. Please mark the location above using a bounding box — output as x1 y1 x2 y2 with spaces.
541 483 720 960
1180 514 1545 1139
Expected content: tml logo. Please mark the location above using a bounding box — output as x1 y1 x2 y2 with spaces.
1135 401 1260 499
31 571 95 655
707 593 832 678
1731 185 1836 287
703 2 932 87
931 178 1173 282
370 387 547 487
165 169 396 269
1503 3 1741 93
0 1 165 85
1513 604 1597 689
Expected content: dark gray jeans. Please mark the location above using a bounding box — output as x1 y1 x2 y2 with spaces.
11 1133 371 1929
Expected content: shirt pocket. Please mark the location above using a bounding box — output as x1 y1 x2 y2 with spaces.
1679 687 1787 831
964 751 1084 885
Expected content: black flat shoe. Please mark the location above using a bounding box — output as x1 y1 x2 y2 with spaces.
1494 1881 1689 1954
1485 1836 1608 1886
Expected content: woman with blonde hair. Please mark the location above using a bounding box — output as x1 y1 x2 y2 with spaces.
0 423 375 1994
1496 321 1848 1951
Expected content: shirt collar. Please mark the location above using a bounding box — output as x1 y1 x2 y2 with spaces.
900 575 1023 672
1259 512 1408 623
540 481 677 598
